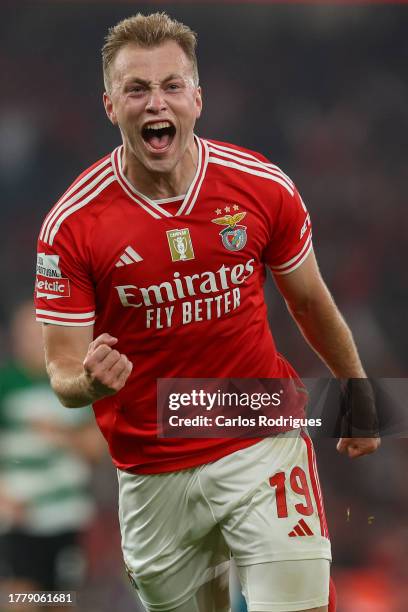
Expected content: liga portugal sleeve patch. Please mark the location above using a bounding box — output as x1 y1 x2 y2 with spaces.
35 252 71 299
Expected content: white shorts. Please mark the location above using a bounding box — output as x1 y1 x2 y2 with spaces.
118 431 331 611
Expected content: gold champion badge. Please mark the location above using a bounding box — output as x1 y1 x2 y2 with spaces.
166 228 195 262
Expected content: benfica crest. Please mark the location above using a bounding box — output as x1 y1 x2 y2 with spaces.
211 212 247 251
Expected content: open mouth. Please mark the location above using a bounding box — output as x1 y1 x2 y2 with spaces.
141 121 176 152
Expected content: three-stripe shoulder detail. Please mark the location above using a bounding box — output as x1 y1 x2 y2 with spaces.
40 158 115 246
207 142 294 196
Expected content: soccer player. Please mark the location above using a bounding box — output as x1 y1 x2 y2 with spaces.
34 12 379 612
0 301 105 610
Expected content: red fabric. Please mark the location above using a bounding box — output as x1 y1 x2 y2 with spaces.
301 432 330 538
329 576 337 611
35 137 312 473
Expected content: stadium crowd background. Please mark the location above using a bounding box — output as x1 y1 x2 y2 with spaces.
1 2 407 611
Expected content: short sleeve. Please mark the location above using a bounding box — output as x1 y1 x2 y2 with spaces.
34 225 95 327
263 185 312 275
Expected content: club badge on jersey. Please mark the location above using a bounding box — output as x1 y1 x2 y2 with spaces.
212 208 248 252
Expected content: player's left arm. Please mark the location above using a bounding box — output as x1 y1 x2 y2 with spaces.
273 249 380 458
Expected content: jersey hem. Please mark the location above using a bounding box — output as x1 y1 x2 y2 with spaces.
115 438 264 474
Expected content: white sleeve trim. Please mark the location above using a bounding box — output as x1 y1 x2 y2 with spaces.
272 240 313 276
270 233 312 271
36 309 95 319
36 317 95 327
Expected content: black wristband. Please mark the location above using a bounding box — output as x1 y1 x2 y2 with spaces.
340 378 380 437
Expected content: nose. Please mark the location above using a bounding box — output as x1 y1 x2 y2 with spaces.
146 88 167 113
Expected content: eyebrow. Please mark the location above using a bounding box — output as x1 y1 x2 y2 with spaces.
125 73 185 87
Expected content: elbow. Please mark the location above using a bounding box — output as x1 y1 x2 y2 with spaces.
286 295 315 319
286 284 335 320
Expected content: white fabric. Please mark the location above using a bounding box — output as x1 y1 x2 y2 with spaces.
118 432 331 611
238 558 330 611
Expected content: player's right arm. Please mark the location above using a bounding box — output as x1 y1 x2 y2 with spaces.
43 325 133 408
36 168 132 408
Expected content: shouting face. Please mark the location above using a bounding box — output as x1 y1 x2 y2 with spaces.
104 40 202 175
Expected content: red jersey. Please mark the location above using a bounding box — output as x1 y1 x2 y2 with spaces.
35 137 312 473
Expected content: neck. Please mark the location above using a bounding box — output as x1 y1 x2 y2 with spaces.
122 137 198 200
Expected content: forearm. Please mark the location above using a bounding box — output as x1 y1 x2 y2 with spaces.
46 356 97 407
287 286 366 378
44 331 132 407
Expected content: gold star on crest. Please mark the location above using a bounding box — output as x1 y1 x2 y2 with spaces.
215 208 222 215
224 206 230 212
233 204 239 211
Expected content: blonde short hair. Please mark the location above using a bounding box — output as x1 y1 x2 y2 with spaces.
102 12 199 92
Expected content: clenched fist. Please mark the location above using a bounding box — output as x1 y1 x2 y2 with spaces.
83 333 133 400
336 379 381 458
336 437 380 459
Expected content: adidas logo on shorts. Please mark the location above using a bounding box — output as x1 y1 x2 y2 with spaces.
288 519 314 537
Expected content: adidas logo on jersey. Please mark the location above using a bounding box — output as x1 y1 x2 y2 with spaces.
288 519 314 537
115 246 143 267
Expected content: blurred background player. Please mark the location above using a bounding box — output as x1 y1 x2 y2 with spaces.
0 301 105 611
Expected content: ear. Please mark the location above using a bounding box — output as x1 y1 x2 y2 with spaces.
103 92 118 126
195 86 203 120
